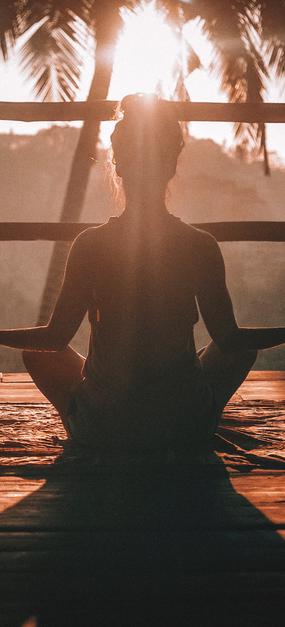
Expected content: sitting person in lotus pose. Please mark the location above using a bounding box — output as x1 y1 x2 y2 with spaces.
1 94 285 458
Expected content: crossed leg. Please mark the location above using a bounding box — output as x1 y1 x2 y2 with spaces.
22 342 257 439
22 346 85 432
198 341 258 414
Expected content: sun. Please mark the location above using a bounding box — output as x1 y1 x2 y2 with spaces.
99 1 214 147
99 1 181 146
109 1 180 100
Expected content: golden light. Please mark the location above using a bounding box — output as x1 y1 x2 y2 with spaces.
100 1 181 146
109 1 180 99
0 477 45 514
101 1 213 146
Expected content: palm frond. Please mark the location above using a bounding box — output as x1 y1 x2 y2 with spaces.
173 71 191 136
268 43 285 79
24 0 92 30
186 41 201 73
89 0 134 29
192 1 270 168
23 1 91 46
0 0 23 60
18 1 134 102
260 0 285 42
173 0 199 22
19 11 84 101
174 72 190 100
260 0 285 80
197 2 250 94
156 0 182 27
172 41 201 102
236 17 271 173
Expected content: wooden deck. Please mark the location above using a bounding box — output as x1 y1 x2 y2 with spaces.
0 372 284 627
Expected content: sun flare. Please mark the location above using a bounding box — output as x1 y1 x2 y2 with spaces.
109 1 180 100
100 1 183 146
99 1 226 148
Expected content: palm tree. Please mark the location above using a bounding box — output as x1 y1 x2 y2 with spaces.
0 1 285 323
3 1 282 186
30 3 132 324
0 1 134 323
172 0 285 173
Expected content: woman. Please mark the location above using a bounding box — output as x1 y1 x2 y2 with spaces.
1 94 285 458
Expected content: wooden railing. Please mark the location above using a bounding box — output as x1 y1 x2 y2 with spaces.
1 100 285 243
1 222 285 242
1 101 285 122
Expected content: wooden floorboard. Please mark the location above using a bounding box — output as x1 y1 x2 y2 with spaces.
1 369 285 403
0 372 284 626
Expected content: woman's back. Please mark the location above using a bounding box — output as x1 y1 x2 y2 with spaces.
82 213 205 392
13 95 265 456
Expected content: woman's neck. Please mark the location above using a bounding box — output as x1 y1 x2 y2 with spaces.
122 181 168 219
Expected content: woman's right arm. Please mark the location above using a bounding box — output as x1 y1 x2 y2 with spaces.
195 232 285 352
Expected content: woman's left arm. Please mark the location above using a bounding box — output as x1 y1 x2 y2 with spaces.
0 230 92 351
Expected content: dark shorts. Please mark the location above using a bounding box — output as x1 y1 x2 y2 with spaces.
66 356 219 457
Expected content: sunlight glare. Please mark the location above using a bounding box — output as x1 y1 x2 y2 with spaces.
100 2 180 146
110 1 179 99
0 478 45 514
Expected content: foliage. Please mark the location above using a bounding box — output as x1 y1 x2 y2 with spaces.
1 126 285 369
0 1 284 156
0 1 133 100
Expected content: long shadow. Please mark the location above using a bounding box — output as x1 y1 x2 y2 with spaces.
0 455 284 627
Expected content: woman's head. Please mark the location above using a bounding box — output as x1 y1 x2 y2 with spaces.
111 94 184 192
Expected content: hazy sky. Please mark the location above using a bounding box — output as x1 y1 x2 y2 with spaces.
0 4 284 162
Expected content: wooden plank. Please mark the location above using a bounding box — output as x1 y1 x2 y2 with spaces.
0 570 284 600
0 383 41 389
0 469 282 623
1 371 285 403
0 388 48 403
1 221 285 241
2 373 33 383
0 531 284 574
247 371 285 381
2 372 284 383
231 473 285 490
0 472 283 530
238 381 285 401
1 101 285 122
0 528 284 551
234 370 285 400
0 375 48 402
0 222 99 241
0 368 283 627
0 574 284 627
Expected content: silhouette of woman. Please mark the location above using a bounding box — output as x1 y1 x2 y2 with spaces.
1 94 285 457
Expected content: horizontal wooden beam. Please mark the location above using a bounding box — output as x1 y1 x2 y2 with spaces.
1 101 285 123
1 222 285 242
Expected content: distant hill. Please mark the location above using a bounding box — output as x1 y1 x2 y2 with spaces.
0 126 284 371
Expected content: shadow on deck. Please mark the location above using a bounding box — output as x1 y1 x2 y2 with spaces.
0 372 284 627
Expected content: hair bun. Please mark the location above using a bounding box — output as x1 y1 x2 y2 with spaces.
121 93 159 119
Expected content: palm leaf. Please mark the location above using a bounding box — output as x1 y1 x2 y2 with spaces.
191 1 270 171
261 0 285 41
156 0 182 27
260 0 285 80
186 41 201 73
24 0 92 29
0 0 23 60
89 0 135 28
18 6 86 101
